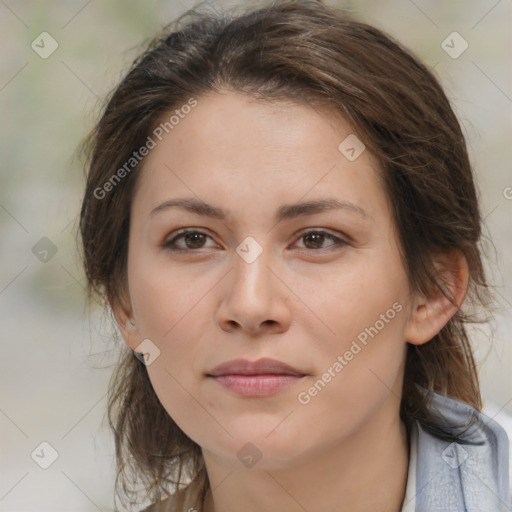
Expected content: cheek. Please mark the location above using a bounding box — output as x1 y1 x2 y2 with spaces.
308 244 409 350
145 361 218 448
292 275 408 452
130 268 211 381
303 246 409 400
128 244 211 338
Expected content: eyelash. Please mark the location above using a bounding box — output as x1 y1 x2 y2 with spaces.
162 229 349 253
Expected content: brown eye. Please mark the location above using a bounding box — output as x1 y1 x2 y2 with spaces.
302 232 328 249
295 230 347 251
182 232 207 249
163 230 215 251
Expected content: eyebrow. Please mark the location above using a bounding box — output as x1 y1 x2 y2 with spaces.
150 197 369 222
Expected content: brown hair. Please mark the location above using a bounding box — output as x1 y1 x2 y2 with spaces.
78 0 492 509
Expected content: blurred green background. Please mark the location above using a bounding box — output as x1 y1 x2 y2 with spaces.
1 0 511 510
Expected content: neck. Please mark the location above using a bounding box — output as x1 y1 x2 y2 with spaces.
201 404 410 512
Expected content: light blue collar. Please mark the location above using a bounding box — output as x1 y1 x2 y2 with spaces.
413 386 510 511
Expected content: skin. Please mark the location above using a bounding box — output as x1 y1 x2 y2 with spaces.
114 90 468 512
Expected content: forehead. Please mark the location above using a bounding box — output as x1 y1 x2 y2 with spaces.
131 91 388 225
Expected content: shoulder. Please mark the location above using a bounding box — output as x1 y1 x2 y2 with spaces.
139 501 169 512
138 495 181 512
413 387 510 510
139 476 206 512
138 492 186 512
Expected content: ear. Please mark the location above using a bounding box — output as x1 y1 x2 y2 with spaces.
404 249 469 345
110 289 142 352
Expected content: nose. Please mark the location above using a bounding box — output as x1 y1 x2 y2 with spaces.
216 241 292 336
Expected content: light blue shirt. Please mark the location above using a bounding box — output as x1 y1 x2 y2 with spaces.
400 386 510 511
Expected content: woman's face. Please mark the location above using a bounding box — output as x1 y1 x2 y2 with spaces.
121 90 417 469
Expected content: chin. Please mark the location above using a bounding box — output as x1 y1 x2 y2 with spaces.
205 428 316 470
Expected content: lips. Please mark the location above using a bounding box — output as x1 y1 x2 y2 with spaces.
207 357 305 377
206 358 307 397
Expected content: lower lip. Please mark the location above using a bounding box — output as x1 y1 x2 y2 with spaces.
209 374 305 397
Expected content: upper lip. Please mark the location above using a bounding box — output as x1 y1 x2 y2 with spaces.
207 358 305 377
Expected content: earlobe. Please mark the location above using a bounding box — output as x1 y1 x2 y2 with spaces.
405 249 469 346
111 296 141 351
